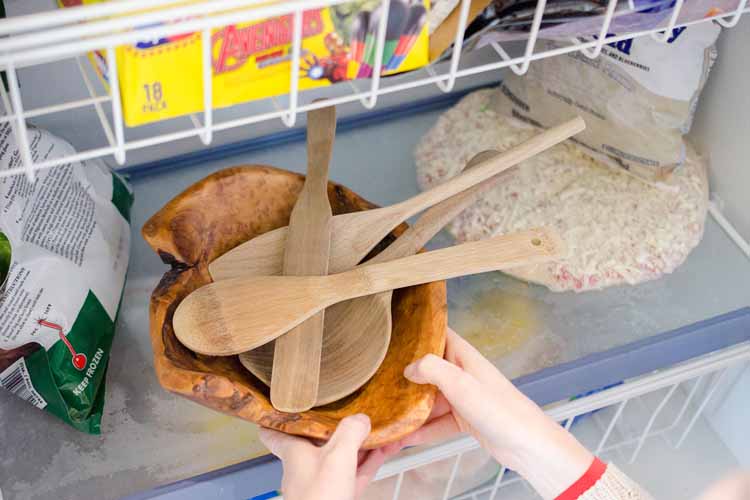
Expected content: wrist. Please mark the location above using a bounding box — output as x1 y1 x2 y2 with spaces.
495 421 594 500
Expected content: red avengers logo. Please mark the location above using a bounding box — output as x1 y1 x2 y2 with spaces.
212 10 325 74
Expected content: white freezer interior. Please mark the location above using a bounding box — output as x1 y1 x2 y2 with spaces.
688 18 750 468
0 5 748 500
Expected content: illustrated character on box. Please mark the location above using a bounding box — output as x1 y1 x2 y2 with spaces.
300 32 350 83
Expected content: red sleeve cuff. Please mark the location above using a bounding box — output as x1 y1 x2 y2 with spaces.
554 457 607 500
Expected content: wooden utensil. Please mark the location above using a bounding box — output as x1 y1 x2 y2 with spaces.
144 165 447 447
271 105 336 412
175 227 566 356
239 150 510 405
208 117 584 281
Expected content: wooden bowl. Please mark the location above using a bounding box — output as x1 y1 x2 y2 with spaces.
143 166 447 448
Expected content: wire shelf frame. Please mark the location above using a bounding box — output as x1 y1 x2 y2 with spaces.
0 0 746 180
263 341 750 500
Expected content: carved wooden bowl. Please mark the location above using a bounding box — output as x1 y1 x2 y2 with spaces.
143 166 447 448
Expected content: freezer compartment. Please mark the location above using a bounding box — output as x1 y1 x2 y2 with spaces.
2 94 749 500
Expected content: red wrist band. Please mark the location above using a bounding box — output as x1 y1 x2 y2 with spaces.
554 457 607 500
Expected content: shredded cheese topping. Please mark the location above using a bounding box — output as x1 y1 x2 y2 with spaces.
415 89 709 292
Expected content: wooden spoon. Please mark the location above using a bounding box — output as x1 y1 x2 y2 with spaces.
239 150 510 405
208 117 584 280
174 227 566 356
271 105 336 412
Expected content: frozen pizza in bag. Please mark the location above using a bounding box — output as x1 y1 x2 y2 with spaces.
0 123 132 434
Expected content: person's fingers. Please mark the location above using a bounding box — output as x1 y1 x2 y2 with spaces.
430 392 451 418
357 448 388 481
698 471 750 500
404 353 461 384
445 328 509 385
404 353 484 406
326 414 371 452
379 441 404 457
259 427 312 460
354 448 389 498
398 413 461 448
404 352 506 440
357 449 369 467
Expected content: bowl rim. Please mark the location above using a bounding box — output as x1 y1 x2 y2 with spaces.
144 165 447 448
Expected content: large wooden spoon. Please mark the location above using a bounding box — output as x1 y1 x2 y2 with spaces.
271 105 336 412
174 227 566 356
239 150 509 405
208 117 584 280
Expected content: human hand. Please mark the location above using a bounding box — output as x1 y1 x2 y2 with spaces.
394 328 594 500
699 470 750 500
259 414 397 500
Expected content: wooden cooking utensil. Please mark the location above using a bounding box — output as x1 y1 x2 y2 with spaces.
208 117 584 281
271 105 336 412
239 150 510 405
174 227 566 356
145 165 447 448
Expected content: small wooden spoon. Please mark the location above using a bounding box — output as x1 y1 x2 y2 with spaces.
174 227 566 356
239 150 510 405
208 117 584 280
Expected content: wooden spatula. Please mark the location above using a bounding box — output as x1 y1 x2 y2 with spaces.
208 117 584 280
239 149 511 405
174 227 566 356
271 105 336 412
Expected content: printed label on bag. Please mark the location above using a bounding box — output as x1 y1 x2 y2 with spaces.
0 121 133 433
0 358 47 409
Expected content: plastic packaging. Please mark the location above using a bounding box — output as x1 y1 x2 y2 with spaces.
0 124 132 433
59 0 430 127
489 23 719 182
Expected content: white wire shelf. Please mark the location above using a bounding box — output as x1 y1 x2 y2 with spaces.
0 0 748 180
266 341 750 500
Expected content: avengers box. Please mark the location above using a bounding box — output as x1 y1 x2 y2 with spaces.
59 0 430 126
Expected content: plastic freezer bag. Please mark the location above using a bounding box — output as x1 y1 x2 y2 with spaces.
0 123 132 434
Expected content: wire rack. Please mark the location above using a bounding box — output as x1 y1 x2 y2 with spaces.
0 0 748 181
262 340 750 500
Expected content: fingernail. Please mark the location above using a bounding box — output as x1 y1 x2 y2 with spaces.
404 362 417 380
351 413 370 425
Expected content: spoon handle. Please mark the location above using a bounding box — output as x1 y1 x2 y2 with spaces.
329 117 582 271
343 227 566 298
369 150 506 265
386 117 585 222
173 228 566 356
208 117 584 280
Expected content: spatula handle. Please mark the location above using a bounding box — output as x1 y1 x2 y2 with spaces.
392 117 585 220
304 105 337 188
369 150 507 265
273 104 337 413
345 227 566 297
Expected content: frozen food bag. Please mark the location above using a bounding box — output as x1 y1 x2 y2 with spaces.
489 22 720 182
0 123 132 434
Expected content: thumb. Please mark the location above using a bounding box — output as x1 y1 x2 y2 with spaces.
259 427 311 460
326 413 371 452
404 354 483 410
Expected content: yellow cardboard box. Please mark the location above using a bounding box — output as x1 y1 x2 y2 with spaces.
60 0 430 126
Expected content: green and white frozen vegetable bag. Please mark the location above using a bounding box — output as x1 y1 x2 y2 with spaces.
0 123 132 434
